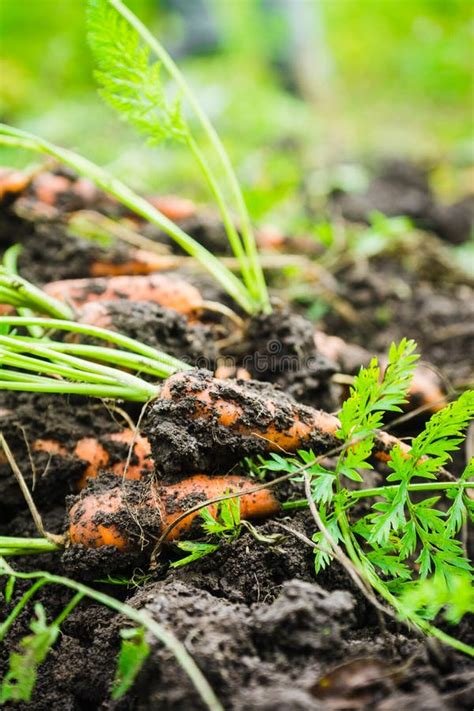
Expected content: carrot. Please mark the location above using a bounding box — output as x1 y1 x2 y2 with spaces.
32 429 153 490
88 250 180 278
153 370 420 477
159 370 340 452
32 173 71 206
43 273 203 318
68 474 280 550
146 194 196 222
0 169 32 201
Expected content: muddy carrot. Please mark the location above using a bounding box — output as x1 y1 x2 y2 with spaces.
159 370 340 452
43 273 203 318
153 370 421 476
32 428 153 490
68 474 280 549
0 169 32 201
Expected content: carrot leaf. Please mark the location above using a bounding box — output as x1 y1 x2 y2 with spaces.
111 627 150 700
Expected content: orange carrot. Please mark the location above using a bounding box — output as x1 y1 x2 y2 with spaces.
155 370 418 474
68 474 280 549
146 194 197 222
32 173 72 205
32 429 153 490
88 250 179 278
43 273 203 318
0 169 32 201
160 370 340 453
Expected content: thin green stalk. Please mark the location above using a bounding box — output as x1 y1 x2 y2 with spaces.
0 125 257 315
0 579 48 642
0 334 157 396
0 316 189 372
0 380 154 401
108 0 270 313
2 246 43 337
0 346 120 385
187 135 253 293
18 340 178 379
0 560 223 711
0 537 60 556
53 592 85 627
0 270 74 321
282 481 474 510
0 370 66 384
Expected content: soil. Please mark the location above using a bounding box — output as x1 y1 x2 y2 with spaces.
1 166 473 710
79 299 217 366
322 232 474 386
330 159 474 245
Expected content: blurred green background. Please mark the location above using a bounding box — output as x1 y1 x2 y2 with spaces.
1 0 472 228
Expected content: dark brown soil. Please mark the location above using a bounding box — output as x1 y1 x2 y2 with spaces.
81 299 217 366
322 233 474 385
330 159 473 245
244 306 337 410
1 166 473 710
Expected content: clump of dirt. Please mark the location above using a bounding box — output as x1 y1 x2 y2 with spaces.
145 369 338 479
97 300 217 367
244 305 337 410
330 159 473 245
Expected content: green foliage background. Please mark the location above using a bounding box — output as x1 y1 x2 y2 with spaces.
1 0 472 222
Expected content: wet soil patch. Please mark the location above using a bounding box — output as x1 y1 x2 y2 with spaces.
81 299 217 366
244 306 337 410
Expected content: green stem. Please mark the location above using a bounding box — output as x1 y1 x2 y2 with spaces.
0 345 120 385
0 537 61 554
1 247 44 337
187 135 253 294
108 0 270 313
0 126 257 315
0 579 48 642
0 334 158 397
0 380 153 401
0 316 189 373
0 561 223 711
53 592 85 627
282 481 474 510
0 271 74 320
19 340 177 379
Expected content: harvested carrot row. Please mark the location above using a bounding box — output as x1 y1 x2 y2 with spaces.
43 273 204 318
68 474 280 549
32 428 153 490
